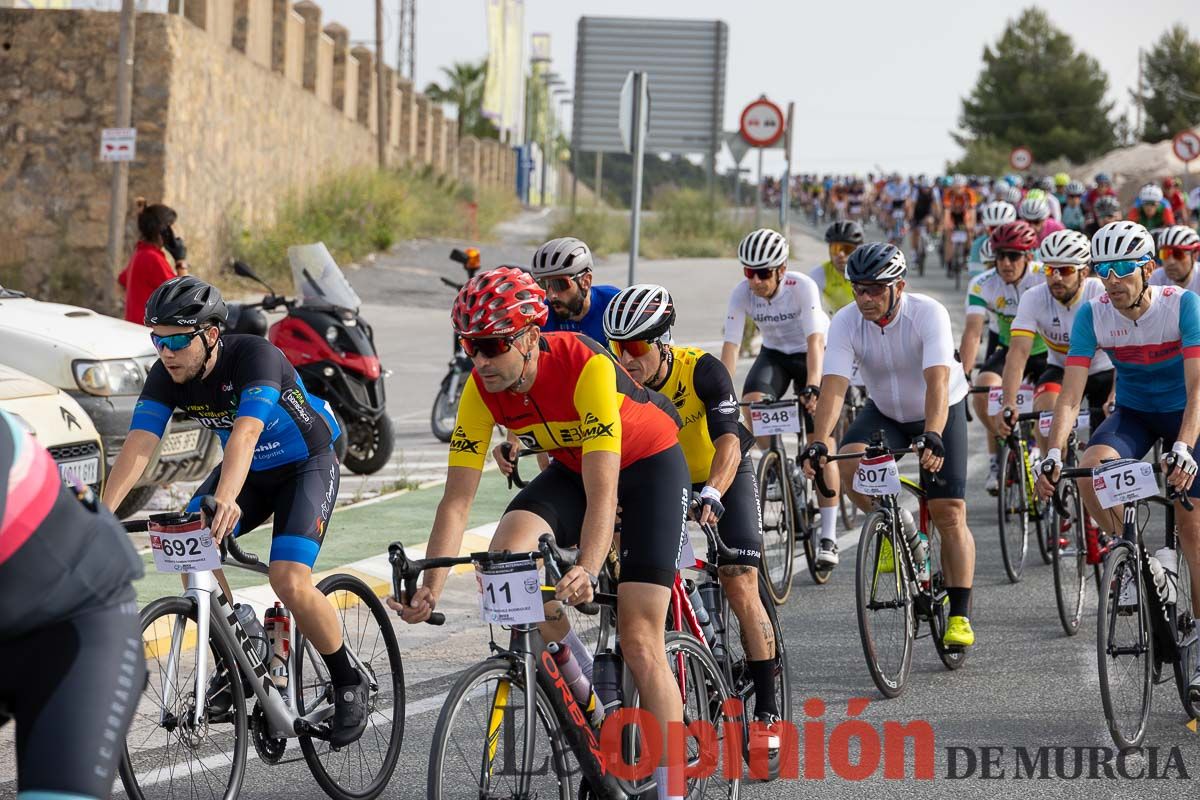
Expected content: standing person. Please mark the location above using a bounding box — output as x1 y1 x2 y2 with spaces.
117 199 189 325
531 237 619 347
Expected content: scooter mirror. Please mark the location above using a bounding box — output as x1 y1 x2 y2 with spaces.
449 249 469 266
232 260 257 279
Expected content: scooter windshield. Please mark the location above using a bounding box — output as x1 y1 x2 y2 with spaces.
286 242 362 312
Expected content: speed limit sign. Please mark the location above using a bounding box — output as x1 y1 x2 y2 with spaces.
1173 130 1200 163
1009 146 1033 171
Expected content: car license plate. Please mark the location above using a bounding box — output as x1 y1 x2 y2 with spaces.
160 429 201 456
59 457 99 486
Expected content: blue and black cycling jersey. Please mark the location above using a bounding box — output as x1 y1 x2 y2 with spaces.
130 334 339 469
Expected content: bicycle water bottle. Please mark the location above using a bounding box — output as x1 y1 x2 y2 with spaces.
547 641 604 728
1149 552 1177 607
684 579 716 645
899 508 930 583
592 651 623 713
234 603 270 664
264 602 291 691
697 582 725 658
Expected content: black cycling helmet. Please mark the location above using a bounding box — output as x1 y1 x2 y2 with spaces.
845 242 907 283
144 276 228 327
824 220 865 245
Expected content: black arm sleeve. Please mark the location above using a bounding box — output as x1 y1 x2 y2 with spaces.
693 354 755 453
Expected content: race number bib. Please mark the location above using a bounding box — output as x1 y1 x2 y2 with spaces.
987 384 1034 417
149 518 221 574
750 401 802 437
892 209 906 220
1038 410 1089 437
853 454 901 496
951 230 969 244
1092 460 1157 509
476 558 545 625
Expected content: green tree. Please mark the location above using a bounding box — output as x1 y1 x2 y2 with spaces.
424 60 498 140
1140 24 1200 143
953 7 1114 164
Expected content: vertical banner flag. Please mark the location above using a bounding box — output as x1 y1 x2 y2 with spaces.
481 0 506 124
502 0 525 136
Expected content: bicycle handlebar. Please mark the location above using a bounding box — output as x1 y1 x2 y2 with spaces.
500 443 541 489
1048 457 1195 515
120 496 266 567
686 492 739 563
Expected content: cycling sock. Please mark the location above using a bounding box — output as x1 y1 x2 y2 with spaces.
819 507 837 544
322 644 359 687
653 766 683 800
947 587 972 618
747 659 779 717
562 630 593 682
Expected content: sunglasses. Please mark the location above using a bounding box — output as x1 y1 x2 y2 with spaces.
1043 265 1081 278
459 331 525 359
1093 258 1149 279
610 339 657 358
151 328 209 352
1160 246 1198 262
996 250 1027 262
851 282 893 298
536 276 577 293
743 266 778 281
828 242 857 258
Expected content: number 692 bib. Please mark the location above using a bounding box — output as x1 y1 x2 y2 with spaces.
149 517 222 573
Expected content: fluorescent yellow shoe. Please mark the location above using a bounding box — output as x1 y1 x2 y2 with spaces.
943 615 975 648
875 537 895 575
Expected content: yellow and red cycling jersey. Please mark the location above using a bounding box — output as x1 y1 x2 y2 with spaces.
448 333 682 473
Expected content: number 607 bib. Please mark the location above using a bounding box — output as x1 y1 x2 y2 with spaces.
853 454 901 496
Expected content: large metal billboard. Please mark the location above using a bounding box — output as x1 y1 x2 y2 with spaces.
572 16 727 156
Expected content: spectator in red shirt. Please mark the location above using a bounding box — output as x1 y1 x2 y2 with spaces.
117 200 188 324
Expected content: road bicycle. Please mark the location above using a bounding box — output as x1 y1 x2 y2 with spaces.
392 534 739 799
119 499 404 800
912 221 931 277
996 408 1050 583
832 384 867 531
1051 455 1198 749
431 247 482 442
946 228 970 291
816 433 967 698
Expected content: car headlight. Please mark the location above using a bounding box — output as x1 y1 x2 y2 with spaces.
72 359 146 396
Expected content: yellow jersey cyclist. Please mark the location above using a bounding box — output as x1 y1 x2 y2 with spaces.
101 277 369 747
800 243 977 648
390 268 693 798
1 409 144 800
808 220 863 314
1036 222 1200 699
602 283 788 752
959 221 1048 494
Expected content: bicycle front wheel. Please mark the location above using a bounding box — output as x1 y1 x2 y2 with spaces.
855 511 915 698
1052 480 1088 636
120 596 248 800
1097 546 1154 751
721 572 792 725
296 574 404 800
757 449 796 604
428 659 571 800
997 442 1029 583
1170 550 1199 718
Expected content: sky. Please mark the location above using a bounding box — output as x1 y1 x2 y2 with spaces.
333 0 1189 177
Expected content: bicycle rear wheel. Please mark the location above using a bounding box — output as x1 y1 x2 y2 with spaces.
997 442 1030 583
120 596 248 800
1052 480 1088 636
1170 550 1199 718
1097 546 1154 751
428 659 571 800
855 511 915 698
757 449 795 604
296 574 404 800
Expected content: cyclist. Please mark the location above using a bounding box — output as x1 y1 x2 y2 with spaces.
996 230 1113 456
1035 176 1063 221
1128 183 1177 229
968 200 1017 276
847 178 868 223
99 277 367 746
532 237 619 346
1149 226 1200 293
960 221 1047 493
1163 177 1190 226
1036 222 1200 698
809 220 863 314
1053 172 1071 208
0 409 144 800
602 283 791 747
395 268 692 796
1018 191 1065 244
964 239 1003 365
1062 181 1087 232
1087 195 1123 237
942 175 978 266
882 173 910 242
909 175 941 254
800 243 977 648
722 228 829 446
1084 172 1117 214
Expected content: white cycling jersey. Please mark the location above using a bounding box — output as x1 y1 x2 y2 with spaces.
825 292 969 423
1010 278 1112 372
723 272 830 354
964 270 1000 335
1149 266 1200 294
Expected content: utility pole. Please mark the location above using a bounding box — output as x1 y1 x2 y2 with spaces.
105 0 136 314
375 0 386 168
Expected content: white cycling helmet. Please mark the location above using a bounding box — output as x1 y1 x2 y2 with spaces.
1090 221 1155 263
1019 195 1050 222
994 184 1022 205
1038 230 1090 266
738 228 789 268
952 174 967 188
979 200 1017 228
1159 225 1200 250
979 238 996 264
603 284 675 342
1138 184 1164 204
531 237 594 279
1065 180 1085 196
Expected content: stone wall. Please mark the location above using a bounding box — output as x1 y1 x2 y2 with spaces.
0 3 518 304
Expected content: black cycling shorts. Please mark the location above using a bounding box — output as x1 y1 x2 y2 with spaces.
841 398 969 500
0 592 145 800
188 447 340 568
985 329 1001 358
980 346 1048 382
744 347 810 400
506 445 690 588
692 456 762 568
1034 366 1114 412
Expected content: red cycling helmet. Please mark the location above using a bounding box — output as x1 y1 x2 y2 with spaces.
451 266 548 337
990 220 1038 252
